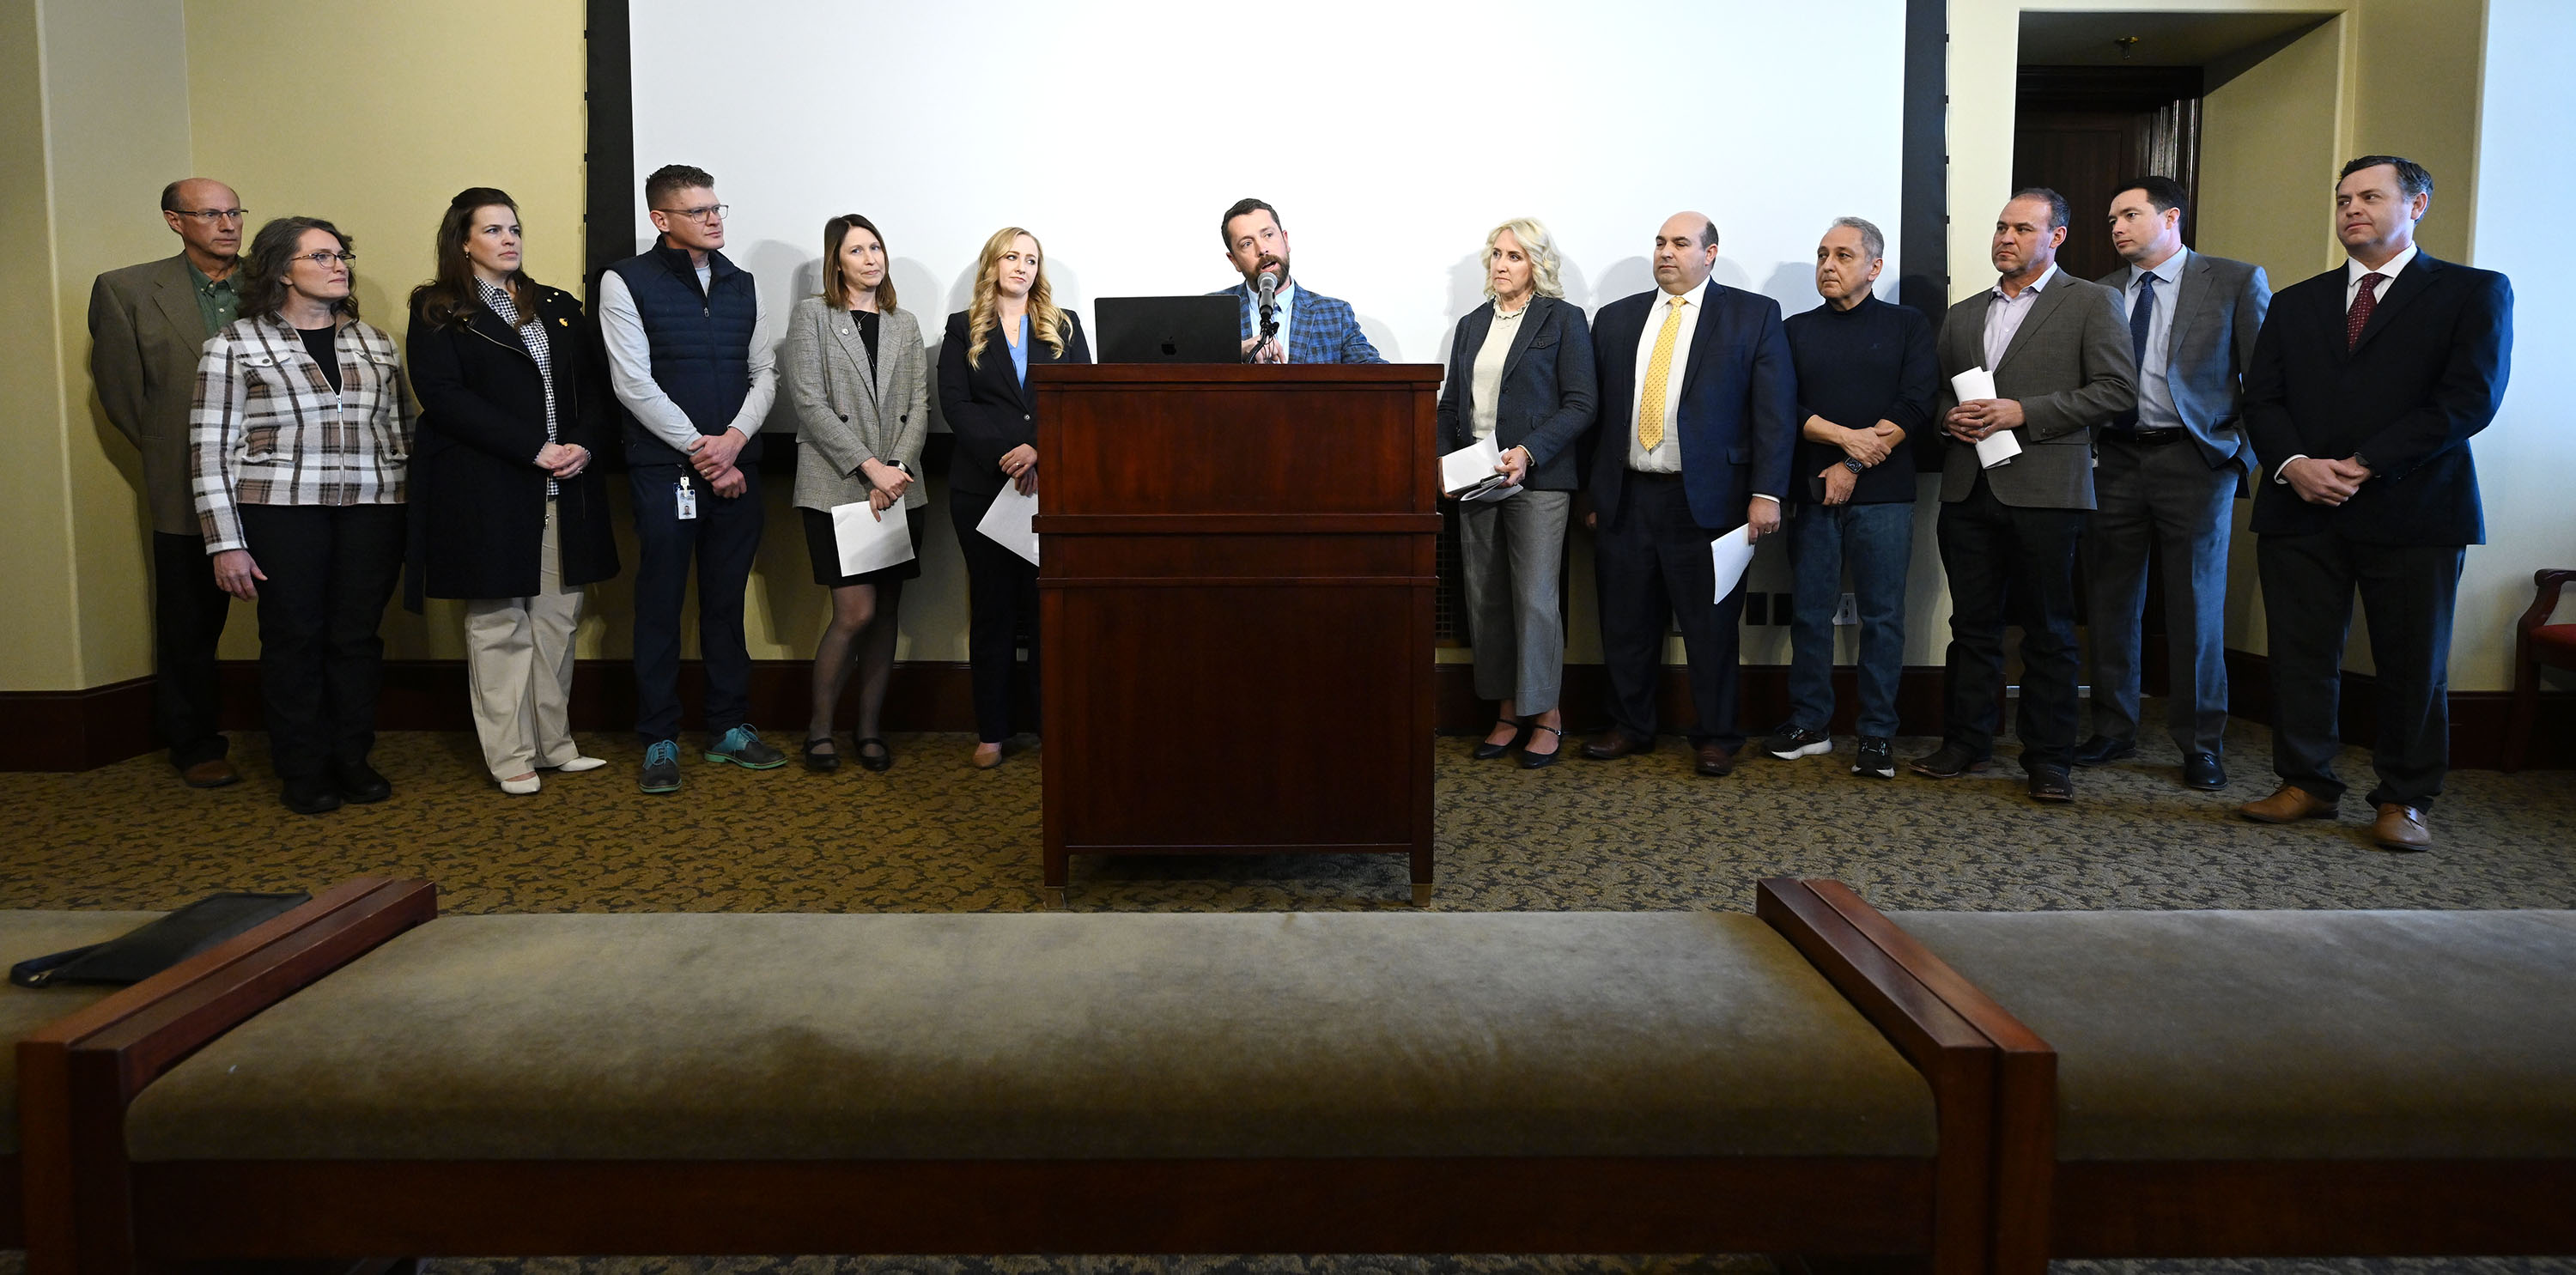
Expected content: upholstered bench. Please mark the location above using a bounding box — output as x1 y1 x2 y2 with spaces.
1785 884 2576 1271
0 911 160 1246
43 905 2015 1274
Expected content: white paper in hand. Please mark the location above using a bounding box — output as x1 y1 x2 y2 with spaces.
1440 436 1503 495
1710 524 1757 604
830 500 914 577
1949 367 2021 469
978 485 1041 566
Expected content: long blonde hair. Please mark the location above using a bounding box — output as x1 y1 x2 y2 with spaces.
964 226 1067 368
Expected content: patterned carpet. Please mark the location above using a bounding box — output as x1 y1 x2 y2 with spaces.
2 712 2570 1275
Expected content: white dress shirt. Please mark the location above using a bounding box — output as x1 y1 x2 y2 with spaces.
1244 278 1297 361
598 262 778 456
1981 263 2060 371
1626 277 1708 473
2123 247 2189 433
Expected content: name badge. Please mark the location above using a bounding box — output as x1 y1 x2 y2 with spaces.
677 476 698 521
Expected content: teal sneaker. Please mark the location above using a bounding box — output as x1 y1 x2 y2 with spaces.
638 739 682 794
706 725 787 769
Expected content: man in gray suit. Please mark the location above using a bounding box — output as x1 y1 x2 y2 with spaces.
1911 188 2136 802
2076 177 2271 790
89 177 246 788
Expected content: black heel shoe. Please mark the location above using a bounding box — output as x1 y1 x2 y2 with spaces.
1473 718 1531 760
1519 724 1564 769
854 736 893 773
801 738 841 773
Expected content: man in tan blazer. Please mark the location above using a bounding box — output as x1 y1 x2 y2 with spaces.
89 177 246 787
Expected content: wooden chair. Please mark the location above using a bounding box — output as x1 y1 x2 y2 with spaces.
2506 567 2576 771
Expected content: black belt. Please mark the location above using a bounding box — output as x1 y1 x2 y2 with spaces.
1625 468 1685 482
2111 428 2189 447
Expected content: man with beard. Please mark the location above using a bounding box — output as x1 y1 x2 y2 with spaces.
1212 197 1384 364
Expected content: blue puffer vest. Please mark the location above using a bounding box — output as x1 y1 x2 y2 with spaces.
608 240 762 466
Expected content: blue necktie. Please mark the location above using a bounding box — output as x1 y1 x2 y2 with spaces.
2114 274 2157 431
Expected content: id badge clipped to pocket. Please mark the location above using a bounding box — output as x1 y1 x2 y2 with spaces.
677 474 698 521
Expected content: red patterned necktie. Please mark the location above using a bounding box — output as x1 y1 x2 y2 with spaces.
2346 272 2386 349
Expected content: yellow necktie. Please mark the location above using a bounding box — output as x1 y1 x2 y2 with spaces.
1637 294 1686 452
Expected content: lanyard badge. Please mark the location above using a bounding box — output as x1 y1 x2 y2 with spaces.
677 474 698 520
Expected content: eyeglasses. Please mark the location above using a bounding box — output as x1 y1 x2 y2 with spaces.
173 209 247 223
654 203 730 223
292 251 357 266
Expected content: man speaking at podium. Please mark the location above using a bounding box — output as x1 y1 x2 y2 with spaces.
1215 197 1386 364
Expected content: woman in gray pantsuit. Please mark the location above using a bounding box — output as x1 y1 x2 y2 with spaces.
1435 218 1597 768
781 213 928 773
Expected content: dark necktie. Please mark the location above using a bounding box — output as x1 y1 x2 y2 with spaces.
2112 274 2157 431
2347 272 2386 349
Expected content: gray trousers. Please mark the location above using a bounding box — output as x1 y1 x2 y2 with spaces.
1458 489 1571 715
2082 434 2238 754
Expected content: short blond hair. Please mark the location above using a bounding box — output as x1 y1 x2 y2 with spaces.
1482 218 1564 301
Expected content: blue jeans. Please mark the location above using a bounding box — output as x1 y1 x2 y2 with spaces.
629 463 764 743
1785 500 1915 738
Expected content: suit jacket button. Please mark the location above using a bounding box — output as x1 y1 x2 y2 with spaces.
1023 414 1031 421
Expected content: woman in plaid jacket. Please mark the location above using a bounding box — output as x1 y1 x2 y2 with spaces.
190 216 412 816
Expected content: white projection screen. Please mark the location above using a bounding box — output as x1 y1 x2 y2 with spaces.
629 0 1908 433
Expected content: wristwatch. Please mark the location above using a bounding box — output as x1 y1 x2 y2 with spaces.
1842 458 1868 475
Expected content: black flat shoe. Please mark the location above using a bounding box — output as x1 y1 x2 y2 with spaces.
334 761 392 804
1473 718 1531 760
1519 724 1564 769
801 738 840 773
282 778 341 816
854 736 893 773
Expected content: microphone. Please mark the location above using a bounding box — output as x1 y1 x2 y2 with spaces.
1256 269 1277 319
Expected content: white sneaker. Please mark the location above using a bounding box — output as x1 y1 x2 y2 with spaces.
498 774 542 796
549 756 608 773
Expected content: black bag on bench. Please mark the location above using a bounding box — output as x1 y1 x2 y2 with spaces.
9 891 310 988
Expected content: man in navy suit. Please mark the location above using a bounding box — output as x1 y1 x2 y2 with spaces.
1580 211 1796 775
2237 155 2512 853
1213 197 1384 364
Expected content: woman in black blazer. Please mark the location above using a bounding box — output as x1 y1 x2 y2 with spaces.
939 226 1090 768
1434 217 1597 768
404 187 620 794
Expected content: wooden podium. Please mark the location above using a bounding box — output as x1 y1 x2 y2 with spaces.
1030 363 1444 902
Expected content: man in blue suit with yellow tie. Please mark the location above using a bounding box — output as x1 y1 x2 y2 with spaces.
1214 197 1385 364
1581 211 1797 776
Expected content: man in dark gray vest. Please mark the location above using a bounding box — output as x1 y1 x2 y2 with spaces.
2077 176 2270 791
600 163 782 793
1911 188 2136 804
88 178 247 789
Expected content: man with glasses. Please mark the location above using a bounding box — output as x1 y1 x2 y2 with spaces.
88 178 248 788
599 163 783 793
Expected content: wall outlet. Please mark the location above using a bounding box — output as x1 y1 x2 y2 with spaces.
1743 592 1769 626
1773 592 1795 625
1832 592 1859 626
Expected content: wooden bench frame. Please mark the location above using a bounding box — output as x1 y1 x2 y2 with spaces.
17 877 440 1275
28 882 2017 1275
1770 880 2576 1269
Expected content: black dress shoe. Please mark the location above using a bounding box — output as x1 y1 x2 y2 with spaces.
282 778 342 816
1519 724 1564 769
854 736 893 773
2072 735 2137 768
334 761 392 804
1473 719 1530 761
2182 750 2227 790
1908 743 1990 779
2027 763 2075 804
1582 732 1654 761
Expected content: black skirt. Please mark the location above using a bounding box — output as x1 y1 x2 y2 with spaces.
799 502 927 588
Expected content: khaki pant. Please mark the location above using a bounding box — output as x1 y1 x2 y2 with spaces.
465 503 584 779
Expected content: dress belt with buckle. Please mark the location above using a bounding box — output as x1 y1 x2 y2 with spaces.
2115 428 2188 447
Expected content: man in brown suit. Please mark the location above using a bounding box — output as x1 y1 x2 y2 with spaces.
89 177 246 787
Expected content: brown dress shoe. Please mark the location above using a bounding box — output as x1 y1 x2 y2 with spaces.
2238 784 2336 824
1582 732 1653 761
1693 742 1736 776
179 758 240 789
2372 803 2433 852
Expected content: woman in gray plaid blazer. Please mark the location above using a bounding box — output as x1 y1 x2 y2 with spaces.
190 216 412 816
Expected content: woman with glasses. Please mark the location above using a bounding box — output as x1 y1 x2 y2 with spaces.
191 216 411 815
1436 217 1596 768
781 213 927 773
939 227 1089 768
404 187 620 795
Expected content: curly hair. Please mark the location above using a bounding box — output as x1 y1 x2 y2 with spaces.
1481 218 1565 301
963 227 1067 369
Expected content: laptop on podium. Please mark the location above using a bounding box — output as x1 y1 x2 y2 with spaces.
1094 294 1241 363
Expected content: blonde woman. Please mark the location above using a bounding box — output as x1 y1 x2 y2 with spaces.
1433 218 1596 768
939 227 1090 768
781 212 928 773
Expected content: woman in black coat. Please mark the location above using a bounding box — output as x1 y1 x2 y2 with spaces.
939 226 1090 768
405 186 620 794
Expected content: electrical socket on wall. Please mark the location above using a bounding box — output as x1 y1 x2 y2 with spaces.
1832 592 1858 626
1773 592 1794 625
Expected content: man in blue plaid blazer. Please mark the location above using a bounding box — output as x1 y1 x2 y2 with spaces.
1213 197 1386 364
